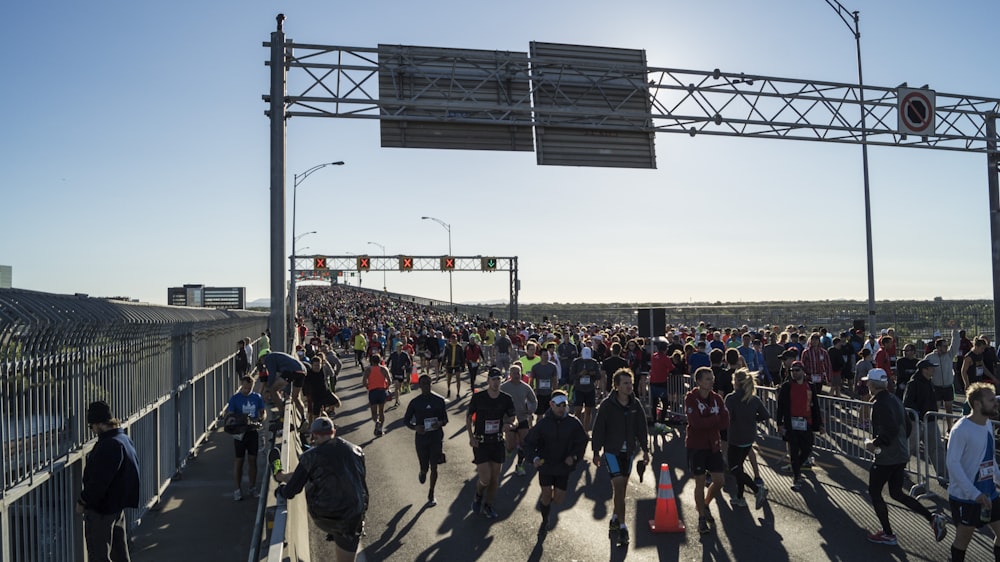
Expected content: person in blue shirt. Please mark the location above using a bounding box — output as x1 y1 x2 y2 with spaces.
688 341 711 374
225 376 267 501
737 334 762 373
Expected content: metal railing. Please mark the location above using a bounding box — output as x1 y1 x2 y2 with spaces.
516 300 995 340
658 376 924 479
0 289 268 562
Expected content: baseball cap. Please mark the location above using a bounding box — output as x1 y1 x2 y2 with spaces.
551 394 568 406
310 417 335 435
862 368 888 382
488 367 504 379
916 359 936 370
790 360 805 370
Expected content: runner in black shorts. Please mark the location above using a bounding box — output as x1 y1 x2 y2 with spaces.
524 390 588 532
404 374 449 506
467 368 517 519
570 347 601 432
591 369 650 547
684 366 729 534
224 376 267 501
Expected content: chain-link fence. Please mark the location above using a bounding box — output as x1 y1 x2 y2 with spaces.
0 289 268 562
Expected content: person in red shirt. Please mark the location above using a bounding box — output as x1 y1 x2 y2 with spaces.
874 335 894 382
649 340 675 425
800 333 833 393
776 362 823 491
685 366 730 535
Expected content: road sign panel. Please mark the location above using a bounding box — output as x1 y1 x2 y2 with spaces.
440 257 455 270
357 256 371 271
898 88 935 135
399 256 414 271
314 257 327 270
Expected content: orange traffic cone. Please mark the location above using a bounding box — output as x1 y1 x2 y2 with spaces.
410 366 420 385
648 464 685 533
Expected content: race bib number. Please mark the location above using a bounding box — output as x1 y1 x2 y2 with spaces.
977 366 985 377
580 376 590 385
538 379 552 391
484 420 501 434
791 416 808 431
423 417 438 432
979 460 996 481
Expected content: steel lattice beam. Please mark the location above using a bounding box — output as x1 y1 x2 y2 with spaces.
292 255 516 272
264 42 1000 153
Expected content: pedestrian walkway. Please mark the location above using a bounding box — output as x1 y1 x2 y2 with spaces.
131 426 267 561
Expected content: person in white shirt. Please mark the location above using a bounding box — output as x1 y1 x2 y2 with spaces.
945 382 1000 562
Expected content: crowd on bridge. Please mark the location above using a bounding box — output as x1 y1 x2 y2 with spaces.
243 284 1000 562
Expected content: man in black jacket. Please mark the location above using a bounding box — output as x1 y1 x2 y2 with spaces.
903 359 948 488
76 401 140 562
276 417 368 562
524 390 588 533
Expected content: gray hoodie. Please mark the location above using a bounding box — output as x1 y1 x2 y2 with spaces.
923 328 960 387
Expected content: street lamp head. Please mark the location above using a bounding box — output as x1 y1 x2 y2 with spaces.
330 161 345 166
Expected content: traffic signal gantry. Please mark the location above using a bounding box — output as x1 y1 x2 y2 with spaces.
291 254 520 319
303 255 510 273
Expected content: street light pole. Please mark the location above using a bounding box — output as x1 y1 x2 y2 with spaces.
421 216 453 305
290 161 344 328
825 0 876 334
367 241 387 292
290 230 316 296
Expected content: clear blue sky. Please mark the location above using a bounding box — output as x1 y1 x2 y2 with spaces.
2 0 997 306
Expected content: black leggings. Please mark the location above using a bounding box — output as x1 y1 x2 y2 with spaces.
727 444 759 498
869 462 932 536
786 430 813 479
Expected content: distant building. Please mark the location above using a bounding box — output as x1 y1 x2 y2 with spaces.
0 265 10 289
167 284 245 310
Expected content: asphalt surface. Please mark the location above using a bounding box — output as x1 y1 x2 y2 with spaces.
324 360 1000 562
130 425 269 561
129 357 1000 561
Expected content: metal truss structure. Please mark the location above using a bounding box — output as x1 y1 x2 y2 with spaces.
293 255 520 320
269 43 999 154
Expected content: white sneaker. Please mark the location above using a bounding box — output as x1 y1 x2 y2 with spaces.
233 489 243 501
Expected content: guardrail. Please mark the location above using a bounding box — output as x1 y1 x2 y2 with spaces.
659 375 927 482
0 289 268 562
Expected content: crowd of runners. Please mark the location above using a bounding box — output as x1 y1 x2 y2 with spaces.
246 284 1000 561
